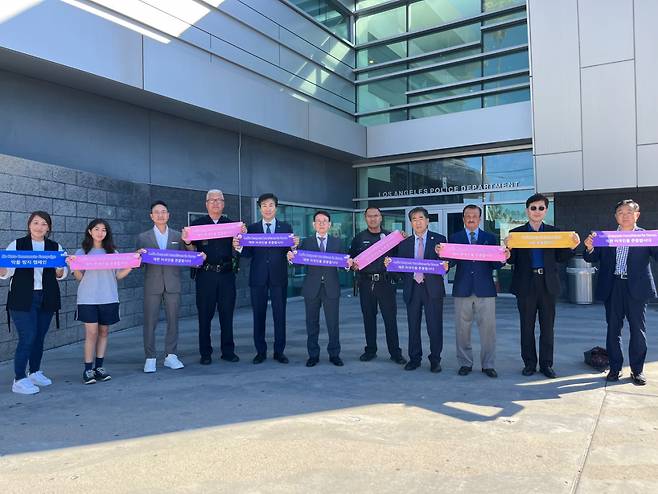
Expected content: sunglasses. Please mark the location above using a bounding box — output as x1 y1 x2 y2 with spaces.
529 206 546 211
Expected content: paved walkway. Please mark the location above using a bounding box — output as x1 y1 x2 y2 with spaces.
1 296 657 493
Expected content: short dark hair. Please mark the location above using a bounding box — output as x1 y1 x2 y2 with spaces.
364 206 382 216
462 204 482 217
257 193 278 207
408 207 429 221
27 211 53 238
313 210 331 222
525 193 549 208
150 200 168 212
615 199 640 213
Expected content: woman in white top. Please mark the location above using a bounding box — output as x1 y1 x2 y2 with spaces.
1 211 68 395
67 219 134 385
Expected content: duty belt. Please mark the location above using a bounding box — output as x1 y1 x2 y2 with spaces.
359 272 387 282
202 260 233 273
532 268 544 275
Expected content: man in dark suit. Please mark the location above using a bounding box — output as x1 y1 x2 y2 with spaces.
506 193 578 379
388 207 447 372
584 199 658 385
438 204 509 378
233 193 297 365
183 189 241 365
289 211 350 367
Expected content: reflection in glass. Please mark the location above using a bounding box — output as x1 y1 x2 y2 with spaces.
357 41 407 68
483 24 528 51
357 76 407 112
356 5 406 44
409 98 481 118
289 0 350 40
409 0 480 31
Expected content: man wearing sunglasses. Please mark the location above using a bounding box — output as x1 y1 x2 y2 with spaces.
506 193 578 379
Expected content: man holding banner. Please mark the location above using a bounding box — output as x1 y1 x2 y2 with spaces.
437 204 509 378
584 199 658 385
184 189 241 366
506 193 579 379
350 207 406 365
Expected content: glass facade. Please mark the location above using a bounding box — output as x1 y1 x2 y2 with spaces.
355 0 529 125
290 0 350 40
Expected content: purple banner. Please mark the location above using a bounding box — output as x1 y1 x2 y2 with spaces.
141 249 204 267
386 257 446 275
440 243 507 262
591 230 658 247
290 249 350 269
238 233 294 247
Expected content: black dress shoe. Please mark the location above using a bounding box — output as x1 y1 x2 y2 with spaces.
359 352 376 362
430 361 442 373
606 370 622 382
540 367 556 379
482 368 498 378
306 357 319 367
200 356 212 365
221 354 240 363
522 365 536 376
404 361 420 371
273 353 289 364
458 366 472 376
329 356 344 367
390 355 407 365
252 354 266 364
631 372 647 385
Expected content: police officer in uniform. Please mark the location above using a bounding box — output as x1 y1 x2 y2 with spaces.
184 189 241 365
350 207 406 365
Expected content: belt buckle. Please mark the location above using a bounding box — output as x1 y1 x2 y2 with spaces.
372 274 380 282
618 273 628 279
534 268 544 275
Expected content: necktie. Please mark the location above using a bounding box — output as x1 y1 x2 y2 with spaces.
469 231 476 244
265 223 272 234
414 236 424 284
319 237 326 252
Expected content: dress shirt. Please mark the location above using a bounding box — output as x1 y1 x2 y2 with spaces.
153 225 169 250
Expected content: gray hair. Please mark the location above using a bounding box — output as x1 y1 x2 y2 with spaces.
206 189 224 200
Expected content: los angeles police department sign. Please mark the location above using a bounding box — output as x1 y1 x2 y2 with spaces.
378 180 521 198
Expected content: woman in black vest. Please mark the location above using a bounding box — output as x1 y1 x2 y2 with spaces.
1 211 67 395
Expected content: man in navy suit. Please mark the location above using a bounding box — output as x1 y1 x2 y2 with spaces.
388 207 447 372
438 205 509 378
506 193 578 379
584 199 658 385
234 193 297 365
289 211 350 367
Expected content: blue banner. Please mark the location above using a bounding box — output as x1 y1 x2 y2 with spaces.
0 251 67 268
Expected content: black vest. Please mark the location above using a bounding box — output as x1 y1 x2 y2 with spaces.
6 236 61 312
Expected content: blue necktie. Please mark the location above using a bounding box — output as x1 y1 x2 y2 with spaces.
319 237 326 252
266 223 272 234
469 231 476 244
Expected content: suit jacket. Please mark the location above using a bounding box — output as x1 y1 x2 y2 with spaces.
137 227 185 294
299 235 343 299
449 229 503 298
507 223 574 297
583 231 658 301
240 220 293 287
397 230 446 304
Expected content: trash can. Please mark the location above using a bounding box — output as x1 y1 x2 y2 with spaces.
566 256 596 304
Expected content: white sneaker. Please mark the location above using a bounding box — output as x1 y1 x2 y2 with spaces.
144 358 157 373
164 354 184 370
28 370 53 387
12 377 40 395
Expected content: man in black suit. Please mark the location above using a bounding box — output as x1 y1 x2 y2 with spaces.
506 193 578 379
289 211 350 367
387 207 447 372
233 193 298 365
183 189 241 365
584 199 658 385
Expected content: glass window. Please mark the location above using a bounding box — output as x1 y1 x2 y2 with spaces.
408 0 480 31
408 47 481 70
408 83 482 103
409 98 481 118
356 6 406 44
356 0 391 9
357 41 407 68
357 76 407 112
482 74 528 90
408 60 481 90
408 24 481 56
483 150 533 187
409 157 483 191
483 50 529 75
357 110 407 126
289 0 349 40
483 0 526 12
483 23 528 51
357 64 406 81
483 88 530 107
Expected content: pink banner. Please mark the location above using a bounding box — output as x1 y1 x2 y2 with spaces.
439 242 507 262
70 253 141 271
187 222 243 241
354 230 405 270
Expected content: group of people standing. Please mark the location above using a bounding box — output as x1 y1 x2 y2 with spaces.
3 190 654 395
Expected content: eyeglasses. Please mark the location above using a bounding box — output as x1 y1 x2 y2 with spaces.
529 206 546 211
207 198 224 203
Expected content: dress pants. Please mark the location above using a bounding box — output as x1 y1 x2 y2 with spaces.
516 273 556 369
11 291 53 380
305 285 340 359
406 282 443 365
143 291 181 358
604 278 648 374
251 284 287 356
454 295 496 369
195 270 236 358
358 276 402 358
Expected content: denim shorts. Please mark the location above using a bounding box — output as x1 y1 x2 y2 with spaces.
76 303 120 325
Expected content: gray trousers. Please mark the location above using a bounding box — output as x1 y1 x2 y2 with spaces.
143 291 181 358
454 295 496 369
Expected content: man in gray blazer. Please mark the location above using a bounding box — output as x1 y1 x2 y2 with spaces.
137 200 191 373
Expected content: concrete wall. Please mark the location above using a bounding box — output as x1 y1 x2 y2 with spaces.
529 0 658 193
